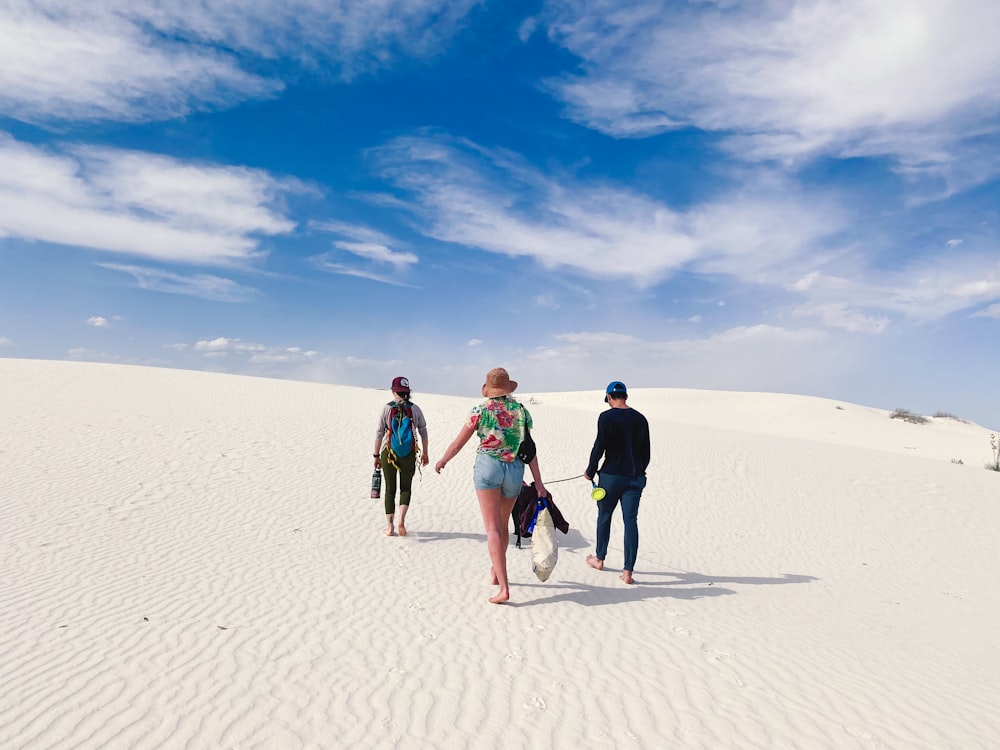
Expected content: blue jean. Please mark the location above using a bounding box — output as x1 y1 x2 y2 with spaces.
473 452 525 498
594 473 646 572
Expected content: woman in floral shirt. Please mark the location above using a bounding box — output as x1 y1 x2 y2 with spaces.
435 367 547 604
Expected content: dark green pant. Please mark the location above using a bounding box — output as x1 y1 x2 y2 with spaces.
380 447 417 515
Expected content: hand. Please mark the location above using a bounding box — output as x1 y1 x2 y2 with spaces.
421 453 430 467
584 473 592 482
374 457 381 469
434 459 446 474
535 482 548 498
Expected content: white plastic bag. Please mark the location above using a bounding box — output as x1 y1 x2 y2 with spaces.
531 505 558 582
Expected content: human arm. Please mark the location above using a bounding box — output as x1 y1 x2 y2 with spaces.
413 404 431 466
527 455 546 498
434 424 475 473
373 405 390 468
584 413 607 480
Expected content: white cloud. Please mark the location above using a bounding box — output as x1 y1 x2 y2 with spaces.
544 0 1000 187
0 7 276 123
312 220 420 279
468 339 483 346
86 316 110 327
786 260 1000 327
0 135 297 266
0 337 14 346
188 337 318 364
972 304 1000 319
312 220 396 246
372 133 1000 330
373 134 845 286
333 241 418 268
0 1 480 123
518 17 539 42
792 303 890 334
309 257 418 287
506 324 838 395
99 264 259 302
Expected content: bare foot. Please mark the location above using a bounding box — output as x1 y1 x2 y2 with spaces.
384 527 395 537
398 524 407 537
620 570 634 585
488 588 510 604
586 555 604 571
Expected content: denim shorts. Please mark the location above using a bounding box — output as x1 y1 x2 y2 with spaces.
473 452 525 497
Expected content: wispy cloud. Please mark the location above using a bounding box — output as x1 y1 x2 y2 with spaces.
544 0 1000 191
333 242 418 268
505 324 848 395
373 133 1000 331
0 337 14 346
373 134 845 286
786 258 1000 329
182 337 319 364
100 264 260 302
0 6 276 123
309 258 419 287
311 219 420 284
0 135 298 265
0 1 480 123
972 303 1000 319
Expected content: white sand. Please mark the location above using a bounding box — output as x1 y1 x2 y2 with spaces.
1 358 998 749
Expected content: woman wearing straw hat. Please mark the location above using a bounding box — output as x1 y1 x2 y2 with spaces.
435 367 547 604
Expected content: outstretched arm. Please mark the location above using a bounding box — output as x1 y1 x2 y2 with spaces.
434 424 475 473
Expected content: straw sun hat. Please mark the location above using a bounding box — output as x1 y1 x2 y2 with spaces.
481 367 518 398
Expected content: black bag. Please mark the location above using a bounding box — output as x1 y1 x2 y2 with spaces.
512 482 536 549
516 427 536 464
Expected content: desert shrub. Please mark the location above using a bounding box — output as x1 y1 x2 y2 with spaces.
987 433 1000 472
934 411 970 423
890 408 929 425
951 458 964 465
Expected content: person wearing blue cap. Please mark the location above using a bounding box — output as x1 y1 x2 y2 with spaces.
584 381 650 584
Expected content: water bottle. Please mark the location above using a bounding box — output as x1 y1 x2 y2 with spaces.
370 469 382 499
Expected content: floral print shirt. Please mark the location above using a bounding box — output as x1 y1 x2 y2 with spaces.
466 396 533 463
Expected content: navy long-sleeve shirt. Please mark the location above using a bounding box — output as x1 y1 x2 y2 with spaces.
585 407 650 478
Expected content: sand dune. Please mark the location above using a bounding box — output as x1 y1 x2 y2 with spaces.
1 359 997 749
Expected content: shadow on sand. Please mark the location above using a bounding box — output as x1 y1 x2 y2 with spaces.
508 566 817 607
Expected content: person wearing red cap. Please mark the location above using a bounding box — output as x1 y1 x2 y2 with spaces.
373 376 429 537
435 367 547 604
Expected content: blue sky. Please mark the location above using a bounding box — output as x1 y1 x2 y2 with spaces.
2 0 999 428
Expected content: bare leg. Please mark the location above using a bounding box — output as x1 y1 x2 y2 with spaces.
384 514 395 536
477 488 517 603
586 555 604 571
397 504 408 536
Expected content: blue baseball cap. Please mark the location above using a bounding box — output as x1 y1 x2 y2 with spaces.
604 381 628 402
